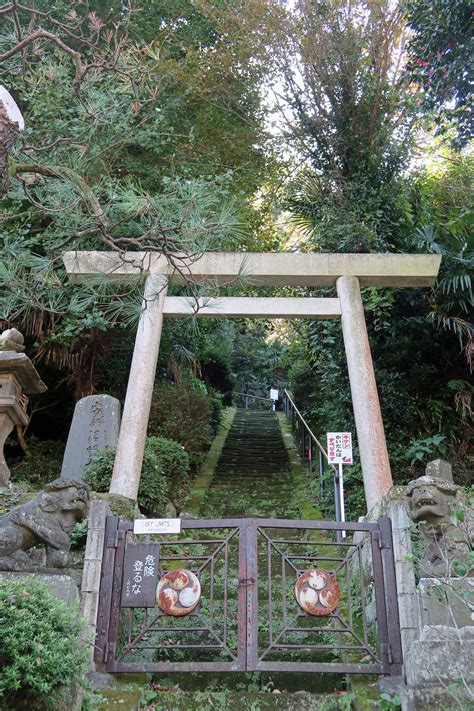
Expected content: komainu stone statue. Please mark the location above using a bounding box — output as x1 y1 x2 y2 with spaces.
406 474 472 577
0 478 90 570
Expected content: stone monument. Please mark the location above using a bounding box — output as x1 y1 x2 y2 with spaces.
61 394 121 479
0 328 47 486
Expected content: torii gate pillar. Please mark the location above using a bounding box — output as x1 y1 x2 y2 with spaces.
110 274 168 500
337 276 392 510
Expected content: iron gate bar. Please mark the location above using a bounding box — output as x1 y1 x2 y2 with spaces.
96 516 402 675
250 519 391 674
377 519 403 673
104 518 248 673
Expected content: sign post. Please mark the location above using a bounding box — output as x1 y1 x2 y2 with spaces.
269 388 279 412
326 432 353 539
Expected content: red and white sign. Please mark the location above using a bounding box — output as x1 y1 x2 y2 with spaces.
326 432 353 465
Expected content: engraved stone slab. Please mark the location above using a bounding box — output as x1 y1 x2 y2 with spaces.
61 395 121 479
425 458 453 483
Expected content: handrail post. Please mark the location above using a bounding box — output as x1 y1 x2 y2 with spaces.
319 449 324 499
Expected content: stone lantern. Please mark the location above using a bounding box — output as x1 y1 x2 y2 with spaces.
0 329 47 486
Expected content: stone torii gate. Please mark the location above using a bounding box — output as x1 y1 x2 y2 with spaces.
63 251 441 512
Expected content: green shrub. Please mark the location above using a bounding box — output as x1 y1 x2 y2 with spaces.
10 437 65 488
148 382 216 469
0 578 88 710
84 436 189 514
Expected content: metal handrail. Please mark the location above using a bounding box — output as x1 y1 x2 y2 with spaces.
283 389 346 539
283 389 336 471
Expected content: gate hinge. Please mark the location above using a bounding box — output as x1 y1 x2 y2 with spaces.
107 529 126 548
381 643 393 664
373 530 391 550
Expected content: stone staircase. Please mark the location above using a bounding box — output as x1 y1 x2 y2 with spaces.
201 408 293 518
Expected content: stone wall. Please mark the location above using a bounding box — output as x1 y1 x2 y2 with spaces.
364 482 473 710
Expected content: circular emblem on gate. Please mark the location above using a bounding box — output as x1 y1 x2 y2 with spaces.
295 569 340 616
157 569 201 616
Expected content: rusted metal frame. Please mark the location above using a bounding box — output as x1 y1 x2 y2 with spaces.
258 529 300 575
94 516 119 666
287 554 346 564
116 608 173 659
209 554 215 629
261 613 379 665
235 517 248 671
285 626 365 634
205 626 238 661
105 524 127 672
223 531 229 649
116 618 225 662
275 539 358 546
255 661 384 674
197 532 238 572
245 518 258 671
124 529 239 662
356 542 370 646
256 523 381 668
113 520 246 672
378 517 403 674
272 644 379 651
331 611 380 662
281 544 287 631
331 538 369 575
370 525 392 674
344 559 354 630
267 537 273 646
141 625 211 633
256 518 378 531
260 624 296 660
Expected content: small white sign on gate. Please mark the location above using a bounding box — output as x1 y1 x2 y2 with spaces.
133 518 182 535
326 432 353 465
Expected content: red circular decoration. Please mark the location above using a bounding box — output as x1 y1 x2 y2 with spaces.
295 569 340 616
156 569 201 616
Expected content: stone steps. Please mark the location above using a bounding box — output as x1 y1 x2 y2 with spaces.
201 409 292 518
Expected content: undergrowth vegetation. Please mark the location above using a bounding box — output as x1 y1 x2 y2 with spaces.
84 437 189 515
0 578 88 710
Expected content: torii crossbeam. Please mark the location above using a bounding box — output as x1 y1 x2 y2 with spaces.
63 250 441 512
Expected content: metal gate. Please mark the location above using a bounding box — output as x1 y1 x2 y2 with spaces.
95 517 402 675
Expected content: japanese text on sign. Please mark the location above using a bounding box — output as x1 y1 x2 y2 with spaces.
121 543 160 607
326 432 353 465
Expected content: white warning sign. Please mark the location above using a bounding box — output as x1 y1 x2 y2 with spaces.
326 432 353 465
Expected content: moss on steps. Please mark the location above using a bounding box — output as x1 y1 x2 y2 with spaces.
98 687 353 710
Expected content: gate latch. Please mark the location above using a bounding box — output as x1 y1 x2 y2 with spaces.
237 577 255 587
